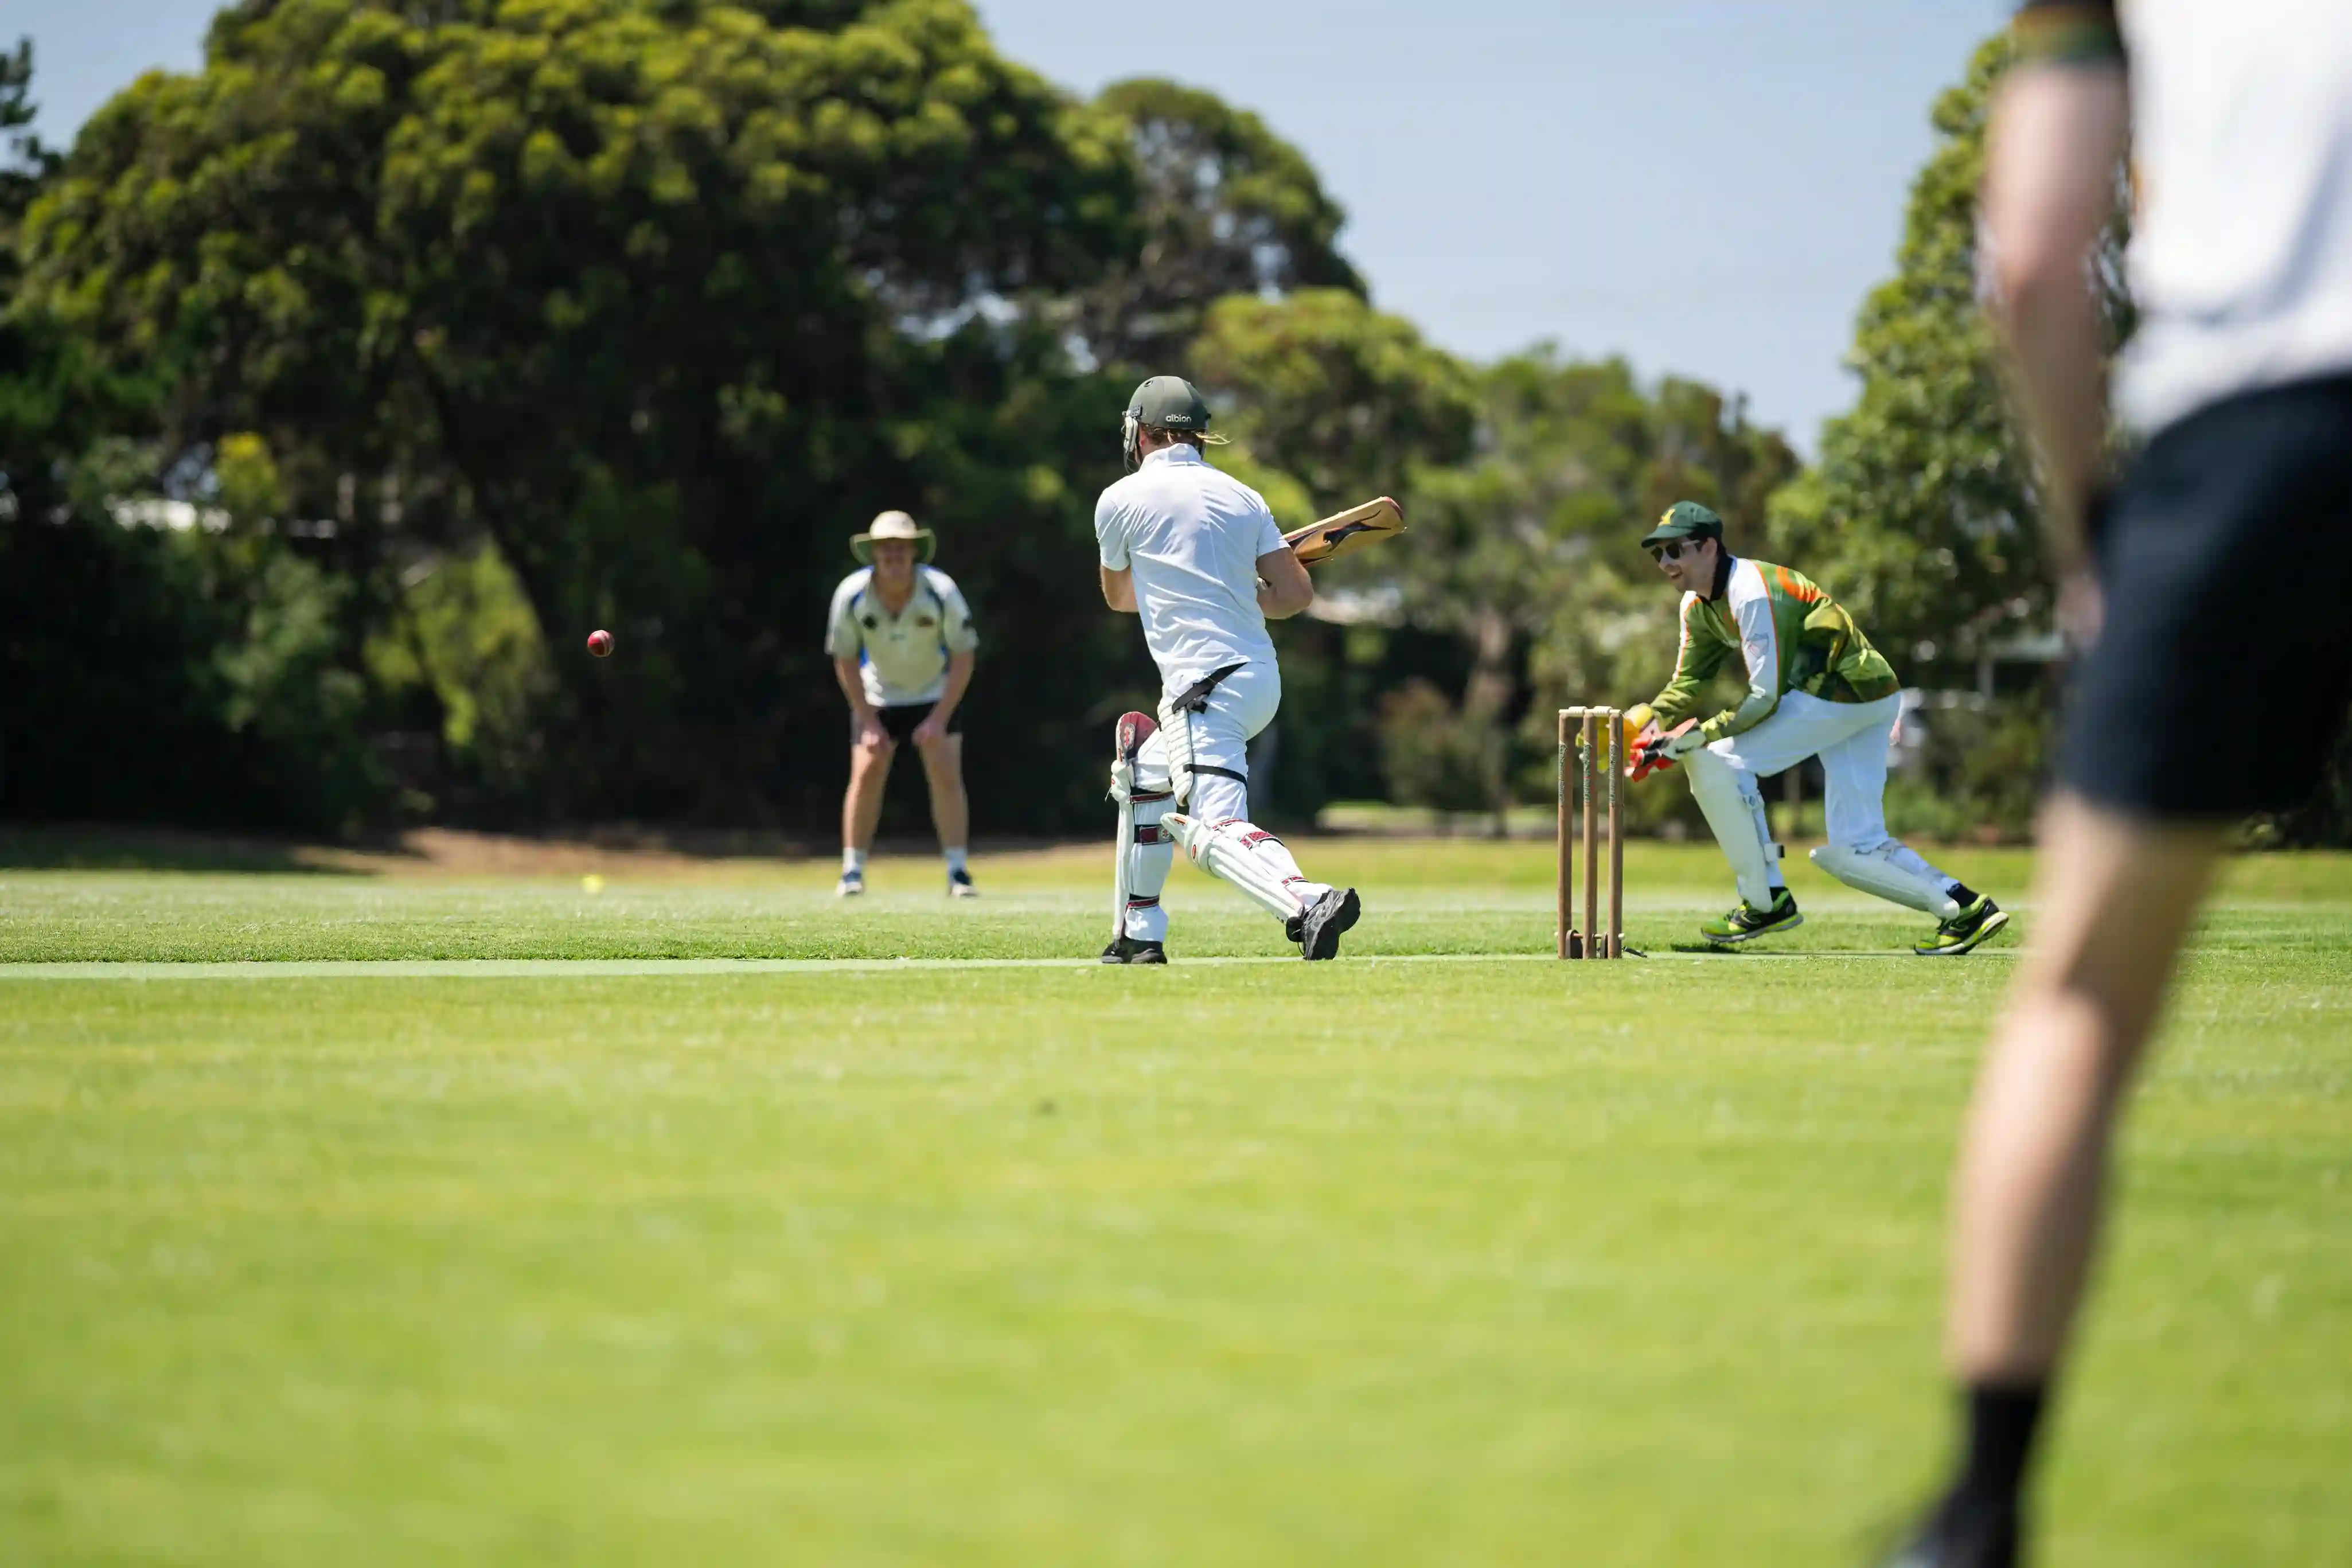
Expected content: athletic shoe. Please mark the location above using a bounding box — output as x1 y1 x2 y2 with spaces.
1916 895 2010 957
1872 1491 2019 1568
836 869 864 898
1700 888 1801 945
1099 936 1167 965
948 868 977 899
1297 886 1362 961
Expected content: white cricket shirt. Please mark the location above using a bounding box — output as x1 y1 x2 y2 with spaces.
2112 1 2352 434
1094 444 1285 688
824 566 977 707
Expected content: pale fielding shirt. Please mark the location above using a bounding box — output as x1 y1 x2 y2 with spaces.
1094 444 1285 689
824 565 977 707
2098 1 2352 434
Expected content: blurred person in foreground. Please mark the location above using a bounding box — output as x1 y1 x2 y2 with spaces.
1879 3 2352 1565
1622 501 2008 955
825 511 980 898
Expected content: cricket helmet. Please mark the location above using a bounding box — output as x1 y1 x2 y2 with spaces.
1121 375 1216 472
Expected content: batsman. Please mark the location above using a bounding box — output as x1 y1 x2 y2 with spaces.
1624 501 2008 955
1094 375 1376 964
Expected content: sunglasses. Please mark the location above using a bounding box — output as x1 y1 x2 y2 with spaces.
1647 539 1705 564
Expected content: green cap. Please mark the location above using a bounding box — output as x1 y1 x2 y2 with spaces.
1641 500 1724 548
1126 375 1213 431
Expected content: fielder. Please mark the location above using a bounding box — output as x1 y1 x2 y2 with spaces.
1625 501 2007 954
824 510 979 898
1094 375 1361 964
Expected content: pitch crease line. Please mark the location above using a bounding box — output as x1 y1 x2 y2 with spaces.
0 950 1991 980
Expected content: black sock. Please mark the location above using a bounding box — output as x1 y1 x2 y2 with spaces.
1953 1381 2046 1510
1946 881 1978 906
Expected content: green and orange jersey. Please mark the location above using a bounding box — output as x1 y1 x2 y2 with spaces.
1648 556 1901 743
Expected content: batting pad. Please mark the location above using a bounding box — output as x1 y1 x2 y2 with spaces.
1109 711 1175 942
1162 812 1316 922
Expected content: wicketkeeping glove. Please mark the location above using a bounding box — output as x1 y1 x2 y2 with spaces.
1661 723 1709 760
1626 717 1699 781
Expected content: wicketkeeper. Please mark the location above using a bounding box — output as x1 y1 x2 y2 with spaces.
1095 376 1361 963
1624 501 2007 954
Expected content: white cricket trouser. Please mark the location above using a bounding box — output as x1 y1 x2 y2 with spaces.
1685 691 1956 912
1117 662 1330 942
1715 691 1904 849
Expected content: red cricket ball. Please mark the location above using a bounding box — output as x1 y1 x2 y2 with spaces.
587 629 614 657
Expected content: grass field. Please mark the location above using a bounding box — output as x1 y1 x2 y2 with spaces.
2 837 2347 1565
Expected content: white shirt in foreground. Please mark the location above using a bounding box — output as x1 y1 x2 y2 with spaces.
1094 444 1286 689
2116 2 2352 434
824 566 977 707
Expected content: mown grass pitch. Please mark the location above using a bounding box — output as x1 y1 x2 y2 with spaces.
1 840 2347 1565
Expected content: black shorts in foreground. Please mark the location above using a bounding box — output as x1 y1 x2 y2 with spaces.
861 701 962 745
2059 373 2352 818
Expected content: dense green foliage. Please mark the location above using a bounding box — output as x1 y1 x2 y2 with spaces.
1768 37 2042 674
13 0 1145 828
13 15 2339 840
4 7 1799 837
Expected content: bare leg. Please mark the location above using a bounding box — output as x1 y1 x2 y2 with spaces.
915 732 969 853
1949 791 2221 1378
843 739 896 855
1879 794 2222 1566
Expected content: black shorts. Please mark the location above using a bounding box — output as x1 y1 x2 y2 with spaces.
2058 374 2352 818
860 701 961 745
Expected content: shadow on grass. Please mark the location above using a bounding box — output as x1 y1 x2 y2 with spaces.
0 824 394 875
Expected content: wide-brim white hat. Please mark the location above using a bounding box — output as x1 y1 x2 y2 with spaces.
851 509 935 564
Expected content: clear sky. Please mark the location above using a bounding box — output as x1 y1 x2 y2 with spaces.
11 0 2012 453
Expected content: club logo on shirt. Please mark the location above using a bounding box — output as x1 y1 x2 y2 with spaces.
861 614 879 630
914 615 937 630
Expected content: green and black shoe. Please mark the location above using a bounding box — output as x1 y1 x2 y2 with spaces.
1700 888 1802 946
1914 895 2010 957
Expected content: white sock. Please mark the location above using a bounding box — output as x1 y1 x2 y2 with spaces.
842 847 865 875
944 847 968 876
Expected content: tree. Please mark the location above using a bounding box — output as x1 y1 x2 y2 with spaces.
19 0 1140 824
1175 288 1479 816
1424 353 1797 830
1182 291 1794 833
1079 80 1363 373
1 36 71 529
1188 288 1477 513
1765 32 2127 675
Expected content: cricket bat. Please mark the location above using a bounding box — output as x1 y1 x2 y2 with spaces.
1285 496 1406 567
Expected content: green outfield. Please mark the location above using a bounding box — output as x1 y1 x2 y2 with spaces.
2 840 2347 1566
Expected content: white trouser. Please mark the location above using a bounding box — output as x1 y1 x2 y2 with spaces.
1111 662 1329 942
1159 661 1280 825
1682 691 1959 915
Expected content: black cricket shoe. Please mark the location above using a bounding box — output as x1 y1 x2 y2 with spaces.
1099 935 1167 965
1873 1491 2020 1568
1296 886 1361 961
